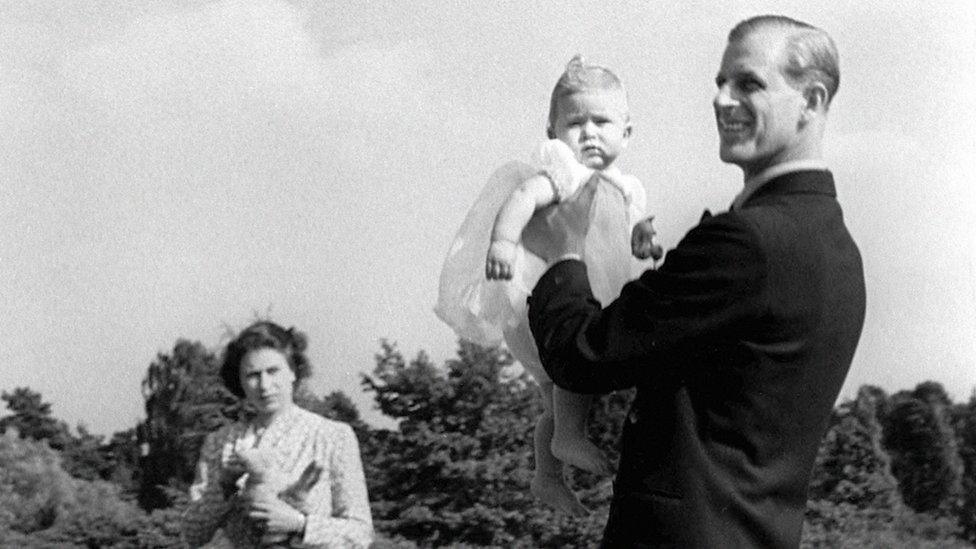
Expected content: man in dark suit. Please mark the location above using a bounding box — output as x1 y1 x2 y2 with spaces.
527 15 865 548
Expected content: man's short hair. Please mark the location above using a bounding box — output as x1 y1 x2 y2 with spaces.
729 15 840 106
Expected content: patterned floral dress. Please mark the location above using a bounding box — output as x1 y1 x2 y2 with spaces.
182 406 373 548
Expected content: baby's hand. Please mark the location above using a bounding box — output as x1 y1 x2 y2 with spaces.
631 216 663 261
485 239 517 280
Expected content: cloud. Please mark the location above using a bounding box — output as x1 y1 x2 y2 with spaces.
61 1 318 117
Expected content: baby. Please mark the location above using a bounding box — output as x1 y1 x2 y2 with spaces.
436 56 660 516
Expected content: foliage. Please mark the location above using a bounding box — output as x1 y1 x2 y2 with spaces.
882 383 964 516
802 385 967 547
295 386 370 435
807 386 903 514
132 495 188 548
361 339 625 548
0 430 73 535
140 339 239 509
30 479 144 547
5 326 976 548
950 391 976 542
801 499 966 548
0 388 71 449
0 388 133 487
0 428 187 549
58 425 115 481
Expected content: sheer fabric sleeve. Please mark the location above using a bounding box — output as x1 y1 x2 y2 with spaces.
533 139 591 203
621 175 647 227
181 431 233 548
299 423 374 548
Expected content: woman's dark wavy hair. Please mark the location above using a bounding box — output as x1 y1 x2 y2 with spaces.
220 321 312 398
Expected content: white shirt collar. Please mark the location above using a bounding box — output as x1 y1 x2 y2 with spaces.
731 159 829 210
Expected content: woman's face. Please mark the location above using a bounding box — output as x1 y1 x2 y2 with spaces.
239 347 296 417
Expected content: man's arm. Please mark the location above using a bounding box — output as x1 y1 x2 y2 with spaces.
529 214 766 394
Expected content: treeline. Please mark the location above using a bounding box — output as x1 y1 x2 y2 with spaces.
1 337 975 548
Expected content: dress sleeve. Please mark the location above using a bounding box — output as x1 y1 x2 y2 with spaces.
621 175 647 226
533 139 591 202
181 431 233 548
528 213 766 394
299 424 374 548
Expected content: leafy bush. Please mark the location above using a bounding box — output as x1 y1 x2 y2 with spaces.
0 430 73 534
31 479 143 547
361 340 620 548
802 499 965 548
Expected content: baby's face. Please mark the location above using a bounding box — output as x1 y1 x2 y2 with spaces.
550 89 632 170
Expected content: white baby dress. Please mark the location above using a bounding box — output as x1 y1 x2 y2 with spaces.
435 139 646 378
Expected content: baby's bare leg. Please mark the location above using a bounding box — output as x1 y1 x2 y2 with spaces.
551 388 611 476
504 321 588 515
529 381 589 516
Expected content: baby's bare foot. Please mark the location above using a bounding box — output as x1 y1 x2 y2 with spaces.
551 436 612 476
531 473 589 517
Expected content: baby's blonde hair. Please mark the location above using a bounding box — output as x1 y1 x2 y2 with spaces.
546 55 628 137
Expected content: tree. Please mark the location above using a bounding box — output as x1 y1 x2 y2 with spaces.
0 387 120 484
949 389 976 542
295 386 369 435
0 387 71 449
0 428 185 548
100 427 143 494
361 340 622 547
882 383 964 516
59 424 114 481
802 385 964 548
0 428 73 535
139 339 239 509
807 385 902 513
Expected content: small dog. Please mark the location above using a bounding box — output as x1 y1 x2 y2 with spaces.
236 447 323 547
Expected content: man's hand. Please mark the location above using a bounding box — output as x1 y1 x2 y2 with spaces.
631 216 664 261
485 239 518 280
522 172 600 264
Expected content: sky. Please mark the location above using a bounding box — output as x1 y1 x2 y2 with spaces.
1 1 974 435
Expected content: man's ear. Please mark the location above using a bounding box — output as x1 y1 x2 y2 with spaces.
802 82 829 122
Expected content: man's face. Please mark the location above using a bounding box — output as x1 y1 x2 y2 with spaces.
550 90 632 170
713 27 808 178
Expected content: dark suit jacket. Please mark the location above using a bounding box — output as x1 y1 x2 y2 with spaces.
528 170 865 548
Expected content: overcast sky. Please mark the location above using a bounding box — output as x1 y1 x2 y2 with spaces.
1 1 974 435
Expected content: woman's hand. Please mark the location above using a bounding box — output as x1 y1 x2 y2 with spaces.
248 497 306 535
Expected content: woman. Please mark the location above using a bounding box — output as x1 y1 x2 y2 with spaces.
182 321 373 548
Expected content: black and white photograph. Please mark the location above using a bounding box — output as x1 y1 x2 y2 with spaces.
1 1 974 547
